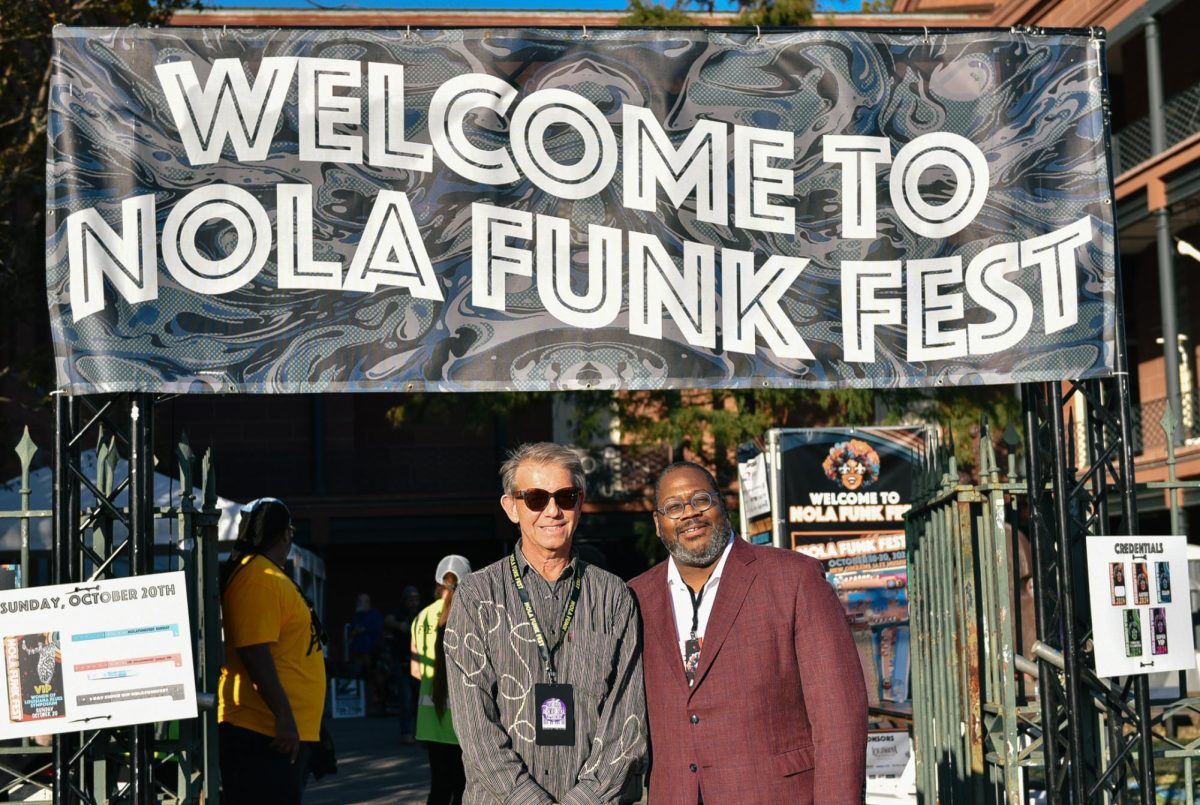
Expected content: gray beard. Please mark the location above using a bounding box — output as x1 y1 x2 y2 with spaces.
664 518 732 568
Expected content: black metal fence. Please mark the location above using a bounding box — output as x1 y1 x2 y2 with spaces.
1131 394 1200 455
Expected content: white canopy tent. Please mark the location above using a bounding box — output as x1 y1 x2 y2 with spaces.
0 449 241 550
0 450 325 616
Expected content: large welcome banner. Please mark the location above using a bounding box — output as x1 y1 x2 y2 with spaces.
47 27 1116 393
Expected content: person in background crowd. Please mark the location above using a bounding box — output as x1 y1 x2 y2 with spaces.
445 442 646 804
629 462 867 804
348 593 384 714
389 584 423 742
218 498 327 805
373 603 399 717
411 554 472 805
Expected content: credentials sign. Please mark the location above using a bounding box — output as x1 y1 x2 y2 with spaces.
1086 536 1196 679
47 27 1115 393
0 571 197 739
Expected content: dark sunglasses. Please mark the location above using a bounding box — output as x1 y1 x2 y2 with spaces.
514 487 582 511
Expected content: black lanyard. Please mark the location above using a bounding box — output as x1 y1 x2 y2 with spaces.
228 553 327 656
509 553 584 684
687 584 705 641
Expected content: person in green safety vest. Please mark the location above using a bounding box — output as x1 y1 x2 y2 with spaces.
411 554 472 804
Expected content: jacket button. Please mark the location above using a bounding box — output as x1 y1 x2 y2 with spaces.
690 714 699 724
689 763 698 773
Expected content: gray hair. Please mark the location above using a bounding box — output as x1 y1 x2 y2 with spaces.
499 442 586 497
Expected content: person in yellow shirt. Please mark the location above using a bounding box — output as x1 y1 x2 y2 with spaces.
218 497 327 805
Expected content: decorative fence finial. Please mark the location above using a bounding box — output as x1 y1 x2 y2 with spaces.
15 427 37 494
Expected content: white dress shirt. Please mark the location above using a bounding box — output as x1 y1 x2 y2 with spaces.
665 537 735 665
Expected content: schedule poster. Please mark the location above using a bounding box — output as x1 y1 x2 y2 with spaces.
0 571 196 739
1086 536 1195 679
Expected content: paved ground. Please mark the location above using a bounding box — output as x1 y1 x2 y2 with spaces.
307 716 431 805
305 716 650 805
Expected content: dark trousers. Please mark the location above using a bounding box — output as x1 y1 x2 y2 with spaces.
425 741 465 805
398 674 419 738
219 722 313 805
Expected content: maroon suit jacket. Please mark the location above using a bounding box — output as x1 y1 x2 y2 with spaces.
628 537 867 804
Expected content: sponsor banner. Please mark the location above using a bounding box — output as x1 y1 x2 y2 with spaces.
47 27 1115 393
330 677 366 719
782 427 924 704
0 571 196 739
737 442 774 545
866 729 913 779
865 729 916 803
738 449 772 521
1086 535 1196 678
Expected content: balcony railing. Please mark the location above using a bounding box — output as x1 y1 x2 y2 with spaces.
1131 394 1200 455
1112 79 1200 175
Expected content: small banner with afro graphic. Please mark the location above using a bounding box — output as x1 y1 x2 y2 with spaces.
776 426 926 708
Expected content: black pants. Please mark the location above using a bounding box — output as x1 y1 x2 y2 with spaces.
425 741 465 805
219 722 313 805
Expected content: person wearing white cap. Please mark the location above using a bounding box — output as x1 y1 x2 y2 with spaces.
411 554 472 804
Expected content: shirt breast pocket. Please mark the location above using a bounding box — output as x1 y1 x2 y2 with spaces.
565 627 614 701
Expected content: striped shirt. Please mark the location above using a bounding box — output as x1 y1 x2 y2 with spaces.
446 545 647 805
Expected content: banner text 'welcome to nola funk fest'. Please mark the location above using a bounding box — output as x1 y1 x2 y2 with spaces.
66 57 1094 365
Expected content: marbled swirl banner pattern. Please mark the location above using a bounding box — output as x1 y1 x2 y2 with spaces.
47 27 1116 393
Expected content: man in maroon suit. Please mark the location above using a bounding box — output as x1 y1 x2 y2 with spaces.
629 461 867 804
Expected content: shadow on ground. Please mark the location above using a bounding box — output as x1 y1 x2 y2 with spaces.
306 714 649 804
307 716 430 805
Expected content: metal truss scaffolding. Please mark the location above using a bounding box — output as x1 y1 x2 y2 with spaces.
49 392 221 805
908 374 1163 805
907 362 1175 805
1023 375 1154 805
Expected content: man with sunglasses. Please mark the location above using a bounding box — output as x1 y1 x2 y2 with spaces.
446 442 646 805
629 462 867 804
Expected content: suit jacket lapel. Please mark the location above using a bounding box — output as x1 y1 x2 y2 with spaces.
638 564 691 696
688 537 757 697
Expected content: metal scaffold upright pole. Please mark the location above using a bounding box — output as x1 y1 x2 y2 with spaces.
129 394 155 803
1112 193 1157 805
52 393 83 805
1023 382 1070 802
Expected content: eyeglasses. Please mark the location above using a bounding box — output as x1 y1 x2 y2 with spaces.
838 464 863 475
656 492 718 519
514 487 582 511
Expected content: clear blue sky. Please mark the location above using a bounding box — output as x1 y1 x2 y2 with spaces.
209 0 865 14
